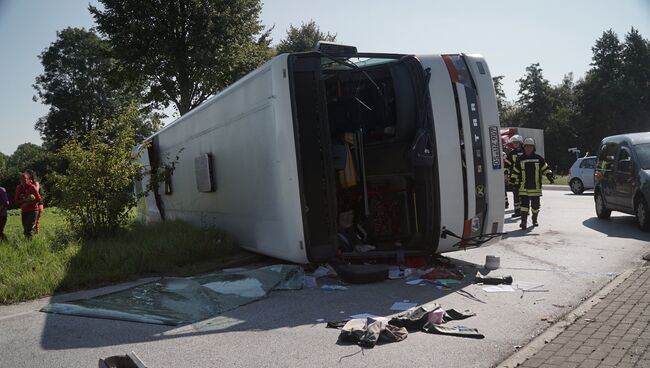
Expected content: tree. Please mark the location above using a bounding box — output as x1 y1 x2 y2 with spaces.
546 74 580 171
492 75 507 116
621 28 650 132
33 27 158 150
276 20 336 54
575 30 627 152
0 152 7 180
516 63 553 129
90 0 273 116
591 30 624 84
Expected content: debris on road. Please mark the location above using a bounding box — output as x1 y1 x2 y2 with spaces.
474 273 513 285
482 285 516 292
349 313 379 319
329 302 484 348
310 265 338 278
321 284 349 291
390 302 418 311
42 265 304 325
484 255 501 270
99 352 147 368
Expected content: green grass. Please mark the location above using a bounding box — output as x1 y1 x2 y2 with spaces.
0 208 245 304
543 175 569 186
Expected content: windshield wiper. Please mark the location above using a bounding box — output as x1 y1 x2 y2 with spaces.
316 51 383 97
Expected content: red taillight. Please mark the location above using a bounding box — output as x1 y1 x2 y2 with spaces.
595 171 603 179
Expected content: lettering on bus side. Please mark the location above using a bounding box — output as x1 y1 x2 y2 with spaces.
489 126 501 170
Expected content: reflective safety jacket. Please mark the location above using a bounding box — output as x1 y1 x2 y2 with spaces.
503 148 523 176
512 153 552 196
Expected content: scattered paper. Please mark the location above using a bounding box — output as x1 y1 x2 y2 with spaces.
390 302 418 311
349 313 378 319
321 284 348 291
354 244 376 253
483 285 516 292
389 266 406 279
312 265 337 278
406 279 425 285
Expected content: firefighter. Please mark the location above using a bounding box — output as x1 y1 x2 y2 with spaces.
503 135 524 217
511 137 554 229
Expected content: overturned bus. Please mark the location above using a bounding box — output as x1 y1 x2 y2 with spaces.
135 43 505 264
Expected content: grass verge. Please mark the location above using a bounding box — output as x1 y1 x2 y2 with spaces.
543 175 569 186
0 208 248 304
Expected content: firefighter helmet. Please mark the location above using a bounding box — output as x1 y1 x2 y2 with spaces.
509 135 523 144
523 137 535 146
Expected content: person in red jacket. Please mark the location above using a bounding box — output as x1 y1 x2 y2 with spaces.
15 172 41 239
0 186 8 241
26 170 44 234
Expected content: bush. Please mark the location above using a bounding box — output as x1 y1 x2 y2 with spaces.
52 107 144 238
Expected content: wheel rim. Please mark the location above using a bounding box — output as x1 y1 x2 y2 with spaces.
638 202 647 226
596 194 604 214
571 180 583 192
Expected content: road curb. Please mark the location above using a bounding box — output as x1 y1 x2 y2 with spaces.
495 268 636 368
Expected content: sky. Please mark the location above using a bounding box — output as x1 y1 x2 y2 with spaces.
1 0 649 155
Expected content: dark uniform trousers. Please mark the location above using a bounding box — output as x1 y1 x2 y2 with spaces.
512 153 552 225
504 149 523 213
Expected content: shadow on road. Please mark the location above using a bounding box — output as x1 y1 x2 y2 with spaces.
39 257 486 351
563 192 594 196
582 216 650 241
501 228 539 239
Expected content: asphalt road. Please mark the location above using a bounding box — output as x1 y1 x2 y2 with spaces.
1 188 649 368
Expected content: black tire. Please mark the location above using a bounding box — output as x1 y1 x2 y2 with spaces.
570 178 585 194
635 197 650 231
595 191 611 219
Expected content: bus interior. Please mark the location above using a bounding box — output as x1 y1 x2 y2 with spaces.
289 52 439 261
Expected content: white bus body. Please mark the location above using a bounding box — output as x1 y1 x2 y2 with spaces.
136 48 505 264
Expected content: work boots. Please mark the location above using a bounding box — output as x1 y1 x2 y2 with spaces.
519 215 528 229
532 213 539 227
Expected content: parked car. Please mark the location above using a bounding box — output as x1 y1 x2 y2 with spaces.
568 156 596 194
594 132 650 231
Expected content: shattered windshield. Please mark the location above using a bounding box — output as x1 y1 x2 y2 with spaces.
321 57 398 70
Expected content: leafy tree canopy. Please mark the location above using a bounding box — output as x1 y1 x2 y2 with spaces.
34 28 151 150
516 63 553 129
90 0 273 116
276 20 336 54
33 27 158 150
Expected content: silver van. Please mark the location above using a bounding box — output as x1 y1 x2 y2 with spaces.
594 132 650 230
